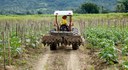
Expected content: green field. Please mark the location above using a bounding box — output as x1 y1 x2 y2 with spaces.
0 13 128 19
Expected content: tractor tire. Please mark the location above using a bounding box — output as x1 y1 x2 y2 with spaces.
72 44 79 50
72 28 79 35
50 43 57 50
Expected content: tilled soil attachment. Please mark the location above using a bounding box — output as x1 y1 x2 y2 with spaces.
64 36 82 46
42 35 82 50
42 35 62 46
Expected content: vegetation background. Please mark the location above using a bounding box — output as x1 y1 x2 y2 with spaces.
0 0 118 14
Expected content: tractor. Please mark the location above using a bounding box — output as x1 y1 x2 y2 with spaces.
42 11 82 50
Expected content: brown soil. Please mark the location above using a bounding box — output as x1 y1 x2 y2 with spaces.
29 45 93 70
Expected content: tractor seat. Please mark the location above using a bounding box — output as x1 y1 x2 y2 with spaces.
60 24 69 31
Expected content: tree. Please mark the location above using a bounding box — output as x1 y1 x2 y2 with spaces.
76 3 99 14
116 0 128 12
116 4 125 12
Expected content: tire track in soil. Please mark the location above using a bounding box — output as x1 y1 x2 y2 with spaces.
33 51 50 70
67 47 92 70
67 51 80 70
33 46 92 70
46 48 71 70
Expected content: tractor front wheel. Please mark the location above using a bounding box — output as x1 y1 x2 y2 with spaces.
50 43 57 50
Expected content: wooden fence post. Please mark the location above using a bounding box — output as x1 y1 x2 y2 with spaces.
7 31 11 66
1 32 6 70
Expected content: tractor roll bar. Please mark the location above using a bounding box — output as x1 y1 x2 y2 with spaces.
54 15 72 31
55 15 59 31
69 15 72 31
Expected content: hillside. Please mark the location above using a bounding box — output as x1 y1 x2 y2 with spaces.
0 0 117 14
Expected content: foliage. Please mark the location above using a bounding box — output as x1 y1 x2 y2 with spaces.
116 3 125 12
85 27 120 64
76 3 99 14
0 0 117 14
10 32 22 57
122 45 128 55
0 16 50 65
86 28 121 46
99 42 118 64
25 33 40 48
116 0 128 12
122 61 128 69
85 26 128 65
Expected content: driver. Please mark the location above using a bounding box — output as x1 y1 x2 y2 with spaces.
61 15 67 25
60 15 69 31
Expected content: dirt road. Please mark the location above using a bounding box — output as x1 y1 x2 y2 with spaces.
32 45 92 70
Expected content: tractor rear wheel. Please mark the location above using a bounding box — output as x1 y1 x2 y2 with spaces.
72 28 78 35
72 44 79 50
50 43 57 50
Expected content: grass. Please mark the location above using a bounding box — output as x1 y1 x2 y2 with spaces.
0 13 127 20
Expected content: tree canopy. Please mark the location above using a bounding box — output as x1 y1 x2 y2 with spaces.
0 0 117 15
116 0 128 12
76 3 99 14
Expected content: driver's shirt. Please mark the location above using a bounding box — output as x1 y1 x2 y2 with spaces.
61 19 67 25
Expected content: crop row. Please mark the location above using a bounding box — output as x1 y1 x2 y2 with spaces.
84 27 128 69
0 19 52 66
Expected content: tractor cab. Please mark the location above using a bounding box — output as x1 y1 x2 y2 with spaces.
54 11 73 31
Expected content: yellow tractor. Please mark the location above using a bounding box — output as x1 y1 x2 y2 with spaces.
42 11 82 50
